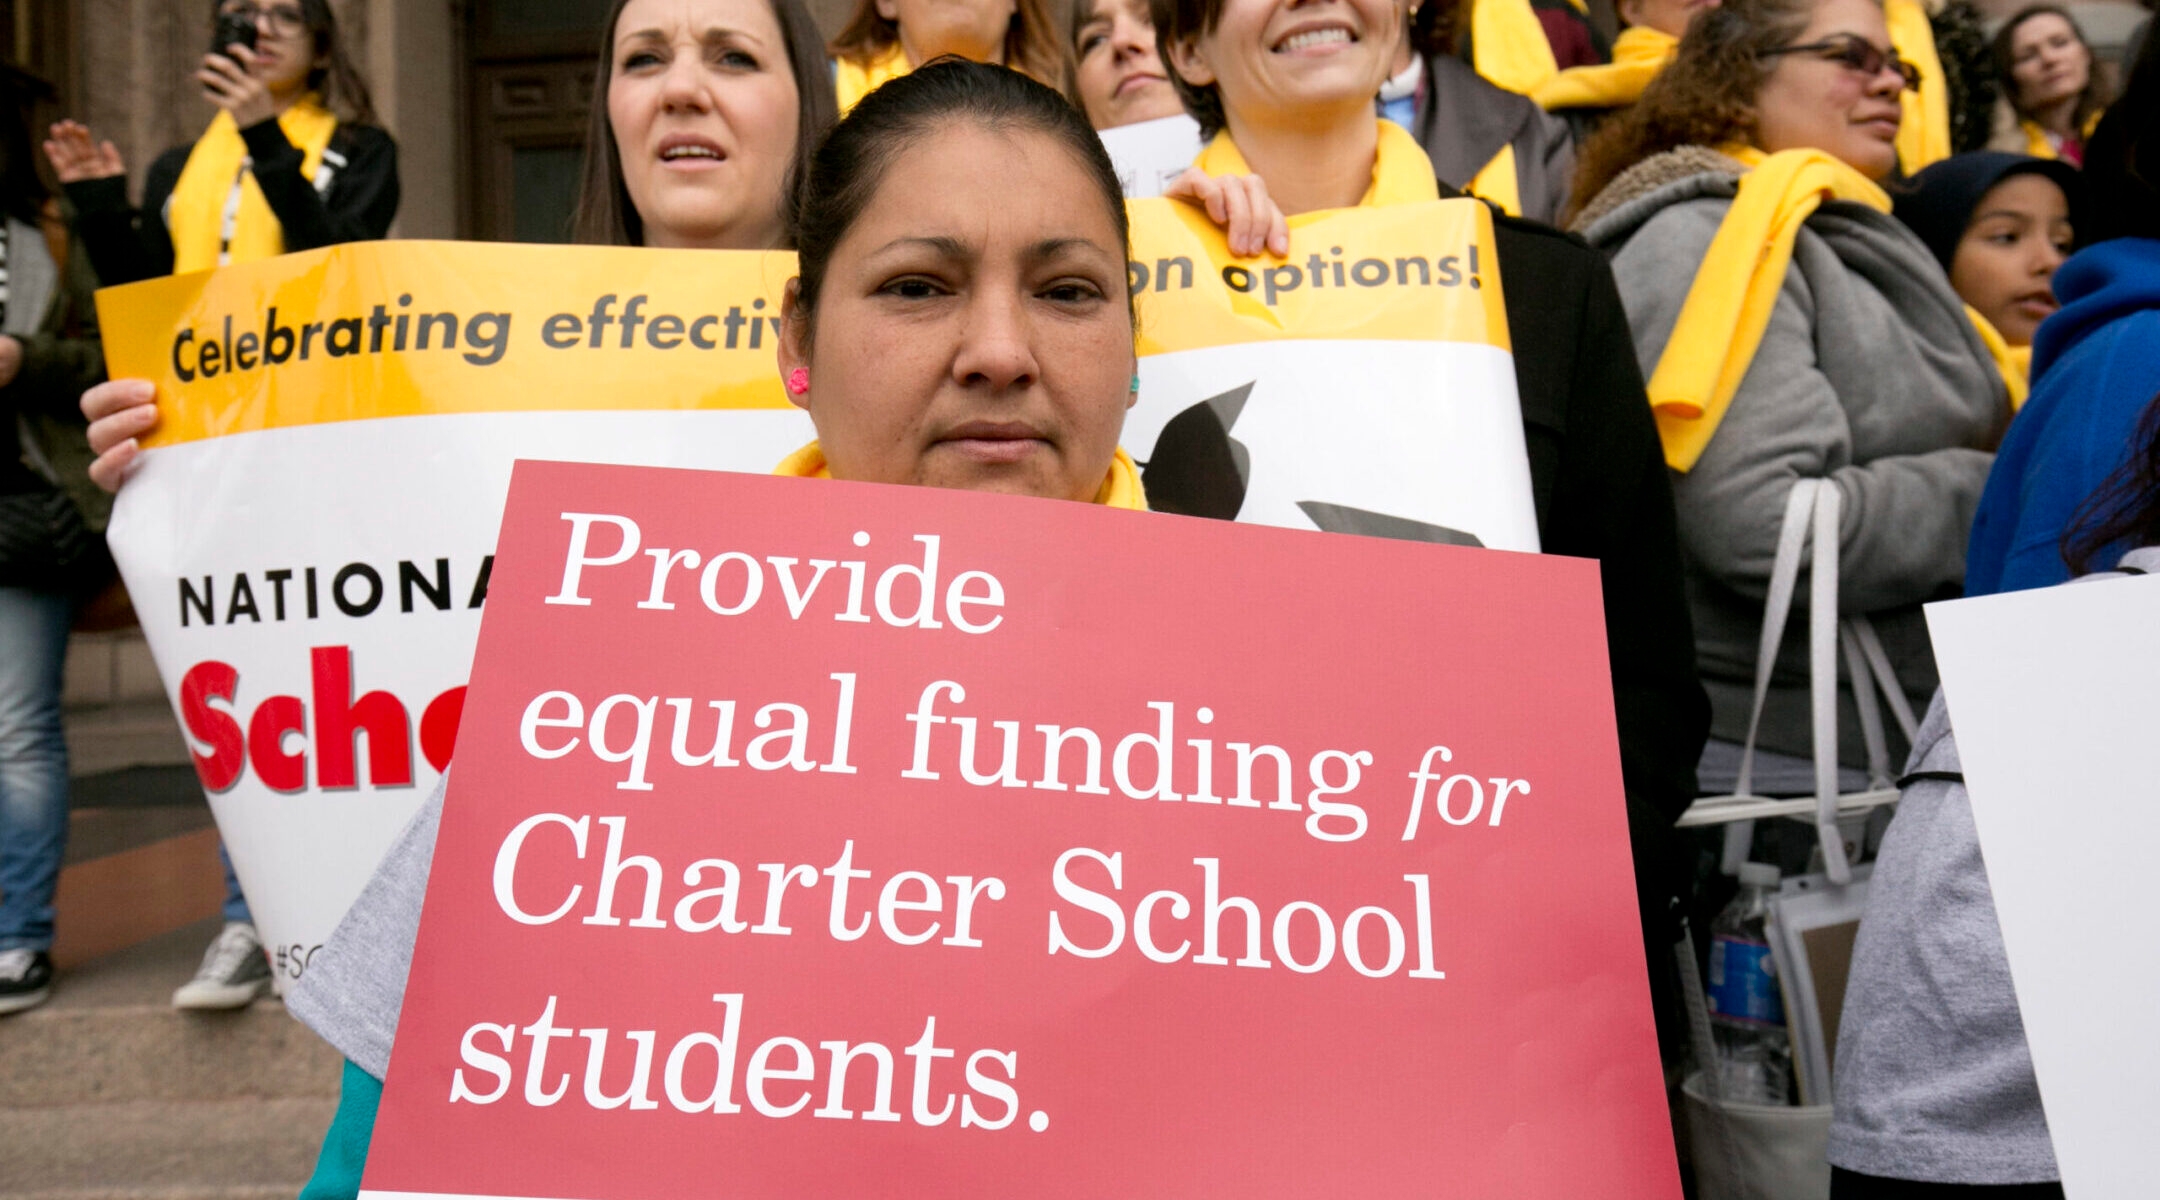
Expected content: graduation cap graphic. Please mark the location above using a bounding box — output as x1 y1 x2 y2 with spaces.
1137 382 1485 547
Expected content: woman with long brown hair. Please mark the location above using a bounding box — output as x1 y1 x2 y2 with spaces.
1989 4 2111 164
828 0 1068 113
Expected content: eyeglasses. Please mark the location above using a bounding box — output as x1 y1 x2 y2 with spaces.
1759 35 1921 91
220 2 308 37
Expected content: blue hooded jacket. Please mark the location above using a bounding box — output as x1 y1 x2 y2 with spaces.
1966 238 2160 595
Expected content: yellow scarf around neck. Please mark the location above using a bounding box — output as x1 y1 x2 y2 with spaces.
774 441 1149 510
1646 146 1890 472
1197 119 1440 214
1885 0 1950 175
167 96 338 274
1965 306 2029 410
1470 0 1560 94
835 42 912 115
1532 26 1676 111
2020 110 2103 160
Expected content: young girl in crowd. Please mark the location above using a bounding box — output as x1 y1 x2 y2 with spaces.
827 0 1066 112
1152 0 1710 1057
1071 0 1186 129
46 0 396 285
48 0 397 1014
1893 151 2079 399
1573 0 2010 796
1965 36 2160 597
1989 4 2110 165
282 59 1144 1197
1379 0 1579 221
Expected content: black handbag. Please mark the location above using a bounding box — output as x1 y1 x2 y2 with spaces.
0 485 96 591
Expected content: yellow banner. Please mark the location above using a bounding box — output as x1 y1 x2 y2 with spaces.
96 241 802 447
1127 197 1511 355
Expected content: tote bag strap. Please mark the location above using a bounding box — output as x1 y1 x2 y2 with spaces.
1733 480 1823 799
1806 485 1853 884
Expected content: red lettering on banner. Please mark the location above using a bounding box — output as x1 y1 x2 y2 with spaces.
312 645 413 789
175 648 464 792
179 660 245 792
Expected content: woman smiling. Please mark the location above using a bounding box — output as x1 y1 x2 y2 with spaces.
1151 0 1710 1062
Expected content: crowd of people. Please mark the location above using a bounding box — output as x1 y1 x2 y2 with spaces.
0 0 2155 1194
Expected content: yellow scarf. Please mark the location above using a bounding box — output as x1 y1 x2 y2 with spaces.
167 96 338 274
1470 0 1559 94
835 43 911 116
774 441 1149 510
1885 0 1950 176
1965 306 2030 410
2020 110 2104 160
1196 120 1440 215
1647 146 1890 472
1532 26 1676 111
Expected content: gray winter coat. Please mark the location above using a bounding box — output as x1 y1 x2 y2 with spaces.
1579 149 2009 766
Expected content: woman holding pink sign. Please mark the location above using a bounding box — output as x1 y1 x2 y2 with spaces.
286 59 1148 1197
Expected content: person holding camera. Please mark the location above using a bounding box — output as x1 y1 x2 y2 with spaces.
38 0 397 1014
45 0 398 286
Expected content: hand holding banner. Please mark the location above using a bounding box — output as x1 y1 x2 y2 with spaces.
94 242 815 986
1125 196 1539 552
359 461 1675 1199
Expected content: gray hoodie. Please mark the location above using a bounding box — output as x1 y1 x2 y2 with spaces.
1578 149 2009 766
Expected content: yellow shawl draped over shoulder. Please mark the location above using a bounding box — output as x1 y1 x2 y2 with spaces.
835 43 912 116
166 96 338 273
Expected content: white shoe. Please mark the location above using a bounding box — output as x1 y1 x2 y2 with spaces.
0 948 54 1015
172 922 272 1010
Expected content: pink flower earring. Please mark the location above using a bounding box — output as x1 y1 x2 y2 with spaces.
785 368 810 396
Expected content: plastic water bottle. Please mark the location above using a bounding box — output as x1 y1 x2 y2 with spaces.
1705 862 1792 1104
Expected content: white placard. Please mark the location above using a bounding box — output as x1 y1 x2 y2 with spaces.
1099 114 1205 198
1926 573 2160 1199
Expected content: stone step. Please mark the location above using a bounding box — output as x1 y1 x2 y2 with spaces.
0 920 343 1109
61 630 167 710
0 1098 333 1196
64 700 190 779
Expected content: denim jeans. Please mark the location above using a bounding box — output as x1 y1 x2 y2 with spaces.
220 841 252 924
0 586 72 951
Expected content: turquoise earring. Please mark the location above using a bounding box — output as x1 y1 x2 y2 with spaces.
1129 374 1141 394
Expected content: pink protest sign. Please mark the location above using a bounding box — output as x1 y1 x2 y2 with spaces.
361 459 1676 1199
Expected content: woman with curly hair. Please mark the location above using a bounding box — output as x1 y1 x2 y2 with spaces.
1988 4 2112 165
1571 0 2012 797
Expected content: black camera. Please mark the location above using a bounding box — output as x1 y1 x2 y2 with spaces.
210 11 258 57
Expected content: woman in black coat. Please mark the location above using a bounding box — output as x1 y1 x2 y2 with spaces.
1151 0 1710 1057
